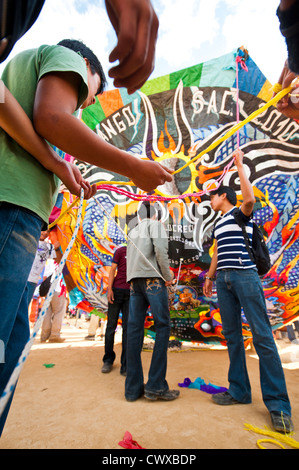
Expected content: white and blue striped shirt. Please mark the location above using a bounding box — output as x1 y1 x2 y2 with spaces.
213 207 255 270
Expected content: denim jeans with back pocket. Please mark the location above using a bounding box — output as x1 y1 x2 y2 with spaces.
216 268 291 415
125 277 171 401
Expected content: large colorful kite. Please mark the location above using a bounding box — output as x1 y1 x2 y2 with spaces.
53 48 299 346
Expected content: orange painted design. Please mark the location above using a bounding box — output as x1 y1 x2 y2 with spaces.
98 89 123 116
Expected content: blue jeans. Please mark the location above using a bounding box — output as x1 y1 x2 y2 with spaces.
103 288 130 373
27 281 37 305
125 278 171 401
0 203 43 435
216 269 291 415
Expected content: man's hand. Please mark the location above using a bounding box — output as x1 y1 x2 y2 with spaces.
165 270 175 286
232 148 255 216
232 148 244 167
107 288 114 304
129 159 173 192
105 0 159 93
203 278 213 297
54 159 97 199
274 61 299 120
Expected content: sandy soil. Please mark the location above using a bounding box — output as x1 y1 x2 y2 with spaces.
0 317 298 450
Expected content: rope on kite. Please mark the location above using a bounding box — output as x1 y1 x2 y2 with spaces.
48 154 235 231
0 188 85 419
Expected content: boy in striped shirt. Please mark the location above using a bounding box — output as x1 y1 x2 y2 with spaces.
203 149 293 434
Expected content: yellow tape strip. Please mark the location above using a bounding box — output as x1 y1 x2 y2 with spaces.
172 84 292 175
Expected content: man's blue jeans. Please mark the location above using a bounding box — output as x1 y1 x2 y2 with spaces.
216 269 291 415
125 278 171 401
103 287 130 373
0 202 43 436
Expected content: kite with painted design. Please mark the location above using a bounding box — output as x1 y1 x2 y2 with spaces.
52 47 299 346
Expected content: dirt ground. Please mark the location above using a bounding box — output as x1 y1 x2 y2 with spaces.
0 316 298 450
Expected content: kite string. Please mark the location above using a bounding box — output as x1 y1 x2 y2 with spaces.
236 56 240 148
48 155 235 230
95 154 235 201
0 188 85 418
235 54 248 148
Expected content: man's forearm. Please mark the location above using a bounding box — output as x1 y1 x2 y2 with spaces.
233 150 255 216
237 163 255 215
35 110 136 177
207 245 218 278
108 265 117 291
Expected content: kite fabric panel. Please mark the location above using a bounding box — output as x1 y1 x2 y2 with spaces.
54 48 299 346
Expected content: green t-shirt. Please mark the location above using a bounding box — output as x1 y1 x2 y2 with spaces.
0 44 89 222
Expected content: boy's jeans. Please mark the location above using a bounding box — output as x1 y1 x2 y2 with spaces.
103 287 130 373
0 202 43 435
125 277 170 401
216 268 291 415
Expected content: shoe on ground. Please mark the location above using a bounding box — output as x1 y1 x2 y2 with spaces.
270 411 294 433
85 335 95 340
144 389 180 401
212 391 243 406
125 385 145 402
101 362 113 373
125 393 142 402
48 336 65 343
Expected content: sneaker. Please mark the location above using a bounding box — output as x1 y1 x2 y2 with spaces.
270 411 294 433
144 389 180 401
85 335 95 340
101 362 113 373
48 336 65 343
125 384 145 402
125 392 143 402
212 391 243 406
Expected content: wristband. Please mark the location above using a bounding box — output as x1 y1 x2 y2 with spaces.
205 276 215 281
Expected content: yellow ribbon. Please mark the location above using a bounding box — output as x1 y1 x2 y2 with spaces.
244 422 299 449
257 439 286 450
172 84 292 175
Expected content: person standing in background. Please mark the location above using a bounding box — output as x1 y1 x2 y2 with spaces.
102 245 130 376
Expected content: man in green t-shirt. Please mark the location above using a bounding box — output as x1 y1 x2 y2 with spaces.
0 39 104 436
0 37 173 436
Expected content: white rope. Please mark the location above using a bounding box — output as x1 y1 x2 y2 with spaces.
0 188 84 417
